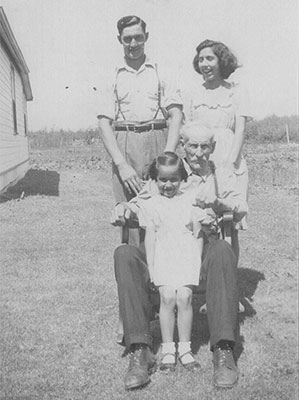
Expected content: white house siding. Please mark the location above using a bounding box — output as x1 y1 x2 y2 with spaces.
0 39 29 192
15 72 26 135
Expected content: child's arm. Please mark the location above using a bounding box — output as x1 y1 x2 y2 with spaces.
134 197 158 283
144 226 156 283
191 209 204 270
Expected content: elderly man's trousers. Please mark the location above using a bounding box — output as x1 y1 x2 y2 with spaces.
114 238 238 350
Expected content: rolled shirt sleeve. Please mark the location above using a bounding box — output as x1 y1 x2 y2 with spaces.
159 66 183 110
97 79 115 121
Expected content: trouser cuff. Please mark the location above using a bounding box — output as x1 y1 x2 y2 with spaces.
125 333 153 350
210 331 235 351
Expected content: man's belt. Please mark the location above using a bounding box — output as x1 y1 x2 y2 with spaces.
114 120 167 133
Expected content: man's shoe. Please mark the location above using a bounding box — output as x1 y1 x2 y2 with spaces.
124 345 156 390
213 347 238 388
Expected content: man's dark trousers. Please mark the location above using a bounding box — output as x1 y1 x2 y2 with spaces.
114 238 238 350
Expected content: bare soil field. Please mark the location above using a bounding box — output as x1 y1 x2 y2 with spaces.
0 142 298 400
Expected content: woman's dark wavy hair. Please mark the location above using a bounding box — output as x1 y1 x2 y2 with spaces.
149 152 188 182
193 39 239 79
117 15 146 35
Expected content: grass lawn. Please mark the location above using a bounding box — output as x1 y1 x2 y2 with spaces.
0 142 298 399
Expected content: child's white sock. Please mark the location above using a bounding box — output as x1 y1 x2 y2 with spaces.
178 341 194 364
160 342 176 364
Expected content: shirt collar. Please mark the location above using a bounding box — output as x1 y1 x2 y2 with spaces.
117 56 155 73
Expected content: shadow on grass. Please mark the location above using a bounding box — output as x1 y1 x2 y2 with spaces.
234 268 266 361
0 168 60 203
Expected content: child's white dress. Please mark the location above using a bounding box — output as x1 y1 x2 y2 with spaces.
137 192 203 289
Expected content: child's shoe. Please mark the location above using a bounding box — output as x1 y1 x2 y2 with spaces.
178 351 201 371
178 342 201 371
159 352 176 372
158 342 176 372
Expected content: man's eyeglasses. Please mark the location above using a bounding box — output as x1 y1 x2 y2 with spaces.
121 34 146 45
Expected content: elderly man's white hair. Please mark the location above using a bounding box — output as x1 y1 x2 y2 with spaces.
180 122 214 143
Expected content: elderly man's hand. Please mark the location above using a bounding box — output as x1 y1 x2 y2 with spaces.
195 191 218 209
210 198 233 215
110 202 133 226
195 193 229 215
110 202 140 228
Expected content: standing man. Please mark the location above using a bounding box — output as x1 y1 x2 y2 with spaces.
111 124 248 390
97 15 183 245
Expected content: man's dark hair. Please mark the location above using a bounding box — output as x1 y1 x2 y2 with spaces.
149 152 188 182
117 15 146 36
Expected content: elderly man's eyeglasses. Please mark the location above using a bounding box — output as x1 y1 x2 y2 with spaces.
121 34 146 44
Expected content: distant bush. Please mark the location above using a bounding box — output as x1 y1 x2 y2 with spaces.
28 115 298 149
245 115 298 143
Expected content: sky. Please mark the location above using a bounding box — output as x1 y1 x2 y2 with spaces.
1 0 298 131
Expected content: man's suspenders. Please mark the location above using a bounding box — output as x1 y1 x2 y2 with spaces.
114 69 126 121
114 64 168 122
152 63 168 120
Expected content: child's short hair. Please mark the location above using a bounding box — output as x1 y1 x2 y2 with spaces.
149 152 188 182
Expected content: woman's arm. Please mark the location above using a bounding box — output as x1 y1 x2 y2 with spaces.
191 210 204 271
228 82 252 168
227 115 246 169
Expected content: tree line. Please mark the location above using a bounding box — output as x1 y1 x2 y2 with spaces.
28 115 298 149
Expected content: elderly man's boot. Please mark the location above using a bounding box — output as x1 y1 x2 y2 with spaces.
124 344 156 390
212 343 238 388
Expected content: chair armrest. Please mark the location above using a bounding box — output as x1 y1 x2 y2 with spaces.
222 211 234 243
223 211 234 222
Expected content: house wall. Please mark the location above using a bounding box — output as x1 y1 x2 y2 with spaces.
0 38 29 192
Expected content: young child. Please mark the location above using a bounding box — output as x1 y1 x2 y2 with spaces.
135 152 204 371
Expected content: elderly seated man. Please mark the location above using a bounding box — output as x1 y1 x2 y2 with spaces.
110 122 248 390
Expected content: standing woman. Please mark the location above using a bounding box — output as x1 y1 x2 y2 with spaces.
189 39 252 258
